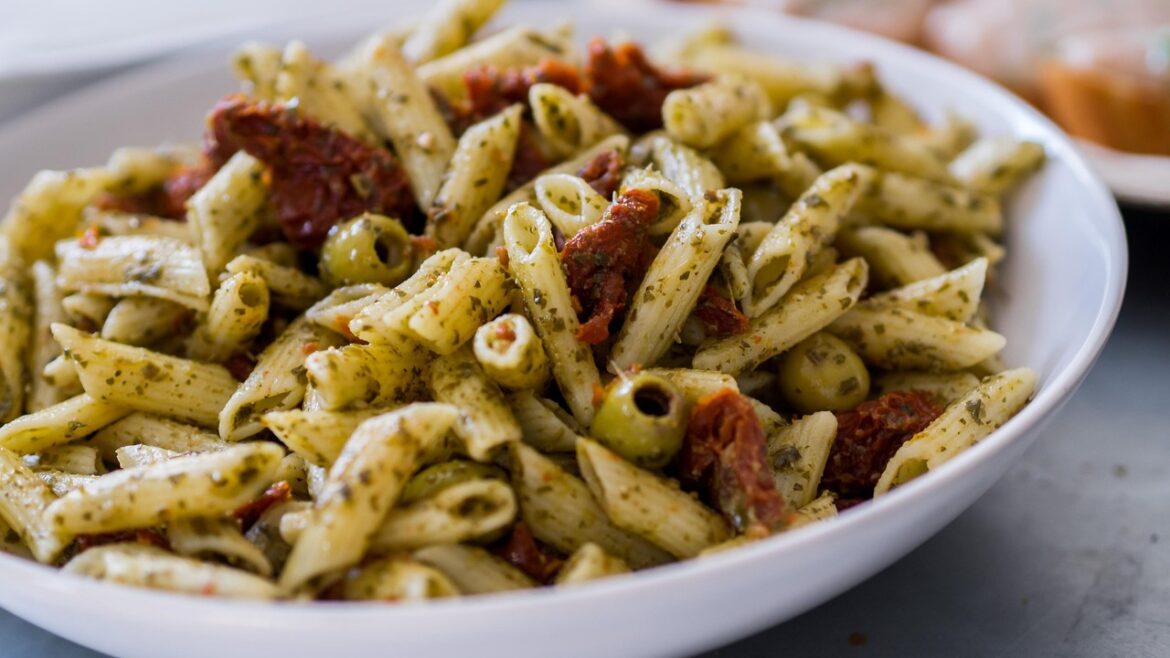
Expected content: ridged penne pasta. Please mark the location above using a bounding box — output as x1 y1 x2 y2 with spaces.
402 0 507 64
56 235 211 311
114 444 179 469
224 255 327 311
82 208 194 243
60 292 114 329
418 25 572 101
53 324 239 428
871 371 981 406
261 408 384 467
473 313 550 391
30 445 103 475
679 45 848 108
950 138 1046 196
2 168 114 262
304 342 428 411
708 121 821 197
507 391 582 454
509 443 673 568
280 403 458 590
167 516 273 576
555 542 631 586
789 491 839 529
413 544 534 594
577 438 730 559
303 283 387 336
337 556 461 601
530 83 625 157
86 413 227 463
429 346 521 461
0 447 68 562
853 168 1003 234
610 188 742 371
44 442 284 535
663 75 771 149
219 317 344 441
186 270 270 362
743 164 870 317
693 258 868 375
0 394 128 455
63 544 280 599
766 411 837 508
404 257 510 355
876 368 1037 494
370 479 517 552
834 226 946 288
533 173 610 238
351 35 457 209
618 167 694 235
347 248 469 344
276 41 374 142
502 203 601 425
429 105 524 248
230 41 283 100
186 151 268 275
27 261 67 411
100 297 191 346
646 135 725 200
828 305 1007 371
862 258 987 323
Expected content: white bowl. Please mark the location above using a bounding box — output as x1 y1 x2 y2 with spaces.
0 2 1126 657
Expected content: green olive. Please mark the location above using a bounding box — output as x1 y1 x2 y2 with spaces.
777 332 870 413
319 213 412 287
399 460 507 505
589 373 687 469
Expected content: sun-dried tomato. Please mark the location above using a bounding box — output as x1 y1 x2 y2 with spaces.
494 521 562 583
822 390 943 498
693 285 749 338
455 59 583 131
74 529 170 553
224 353 256 382
232 480 292 532
576 149 624 199
679 388 790 534
585 38 709 133
92 162 212 220
561 188 659 344
205 94 416 249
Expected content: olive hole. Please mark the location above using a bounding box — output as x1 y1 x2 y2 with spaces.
373 234 405 267
633 385 673 417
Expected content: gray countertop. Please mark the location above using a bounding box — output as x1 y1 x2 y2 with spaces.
1 72 1168 658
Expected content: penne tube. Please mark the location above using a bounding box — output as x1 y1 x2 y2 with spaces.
100 297 191 347
2 168 114 262
351 35 457 209
402 0 507 64
61 292 114 329
82 208 194 243
693 258 868 375
646 134 725 201
743 164 870 317
370 479 517 552
618 167 694 236
413 544 534 594
304 283 388 337
788 491 839 529
853 168 1003 235
509 443 673 569
279 403 458 590
185 151 268 275
530 83 625 158
506 390 582 454
104 145 199 195
766 411 837 508
63 544 280 600
871 370 981 406
429 346 522 461
533 173 610 238
347 248 469 345
30 445 103 475
86 413 227 464
404 257 510 355
56 235 210 311
829 305 1007 371
230 41 282 100
576 438 730 559
261 408 384 468
115 444 180 469
44 442 284 535
338 556 461 601
0 254 31 424
950 138 1045 196
304 342 429 411
219 317 344 441
275 41 374 142
876 368 1037 494
429 105 524 248
708 121 821 197
904 111 977 161
53 324 239 428
27 261 68 411
679 45 846 108
663 75 772 149
554 542 630 586
610 188 742 371
473 313 550 391
186 270 270 362
224 255 327 311
0 447 68 562
167 516 273 576
834 226 946 288
0 394 128 455
418 25 573 101
862 257 987 323
502 203 601 425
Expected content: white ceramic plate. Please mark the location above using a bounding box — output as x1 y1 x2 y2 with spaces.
1076 140 1170 208
0 3 1127 657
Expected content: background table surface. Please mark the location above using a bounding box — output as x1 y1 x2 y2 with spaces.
1 16 1168 658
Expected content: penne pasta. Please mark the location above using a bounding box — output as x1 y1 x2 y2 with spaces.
0 394 128 455
533 173 610 239
100 297 191 347
0 447 68 562
828 305 1007 371
950 138 1046 196
507 390 582 454
56 235 211 311
338 556 461 601
473 313 551 391
766 411 837 508
86 413 227 463
402 0 507 64
428 346 522 461
27 261 68 411
530 83 625 157
185 151 268 275
64 544 280 599
834 226 946 289
662 75 772 149
224 255 327 311
554 542 631 586
186 271 270 362
261 408 384 468
413 544 534 594
370 479 517 552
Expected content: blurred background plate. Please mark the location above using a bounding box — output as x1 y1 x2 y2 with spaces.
1078 141 1170 208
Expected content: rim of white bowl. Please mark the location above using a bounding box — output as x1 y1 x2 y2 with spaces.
0 1 1128 626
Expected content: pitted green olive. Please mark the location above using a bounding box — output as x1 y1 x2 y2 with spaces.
589 373 687 469
777 332 870 413
319 213 412 287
